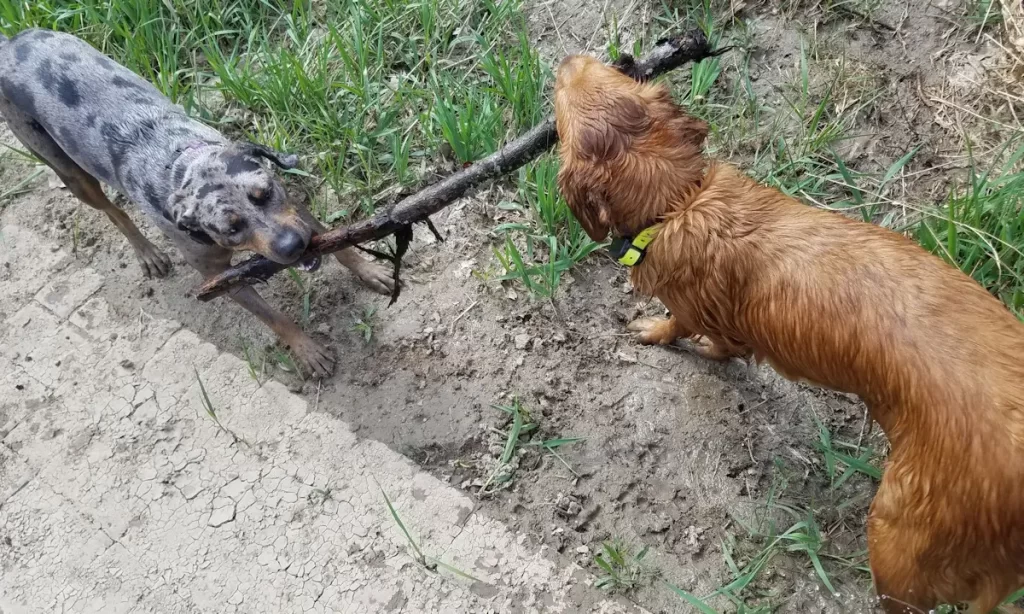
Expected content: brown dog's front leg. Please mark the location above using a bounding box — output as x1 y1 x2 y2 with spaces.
226 284 334 378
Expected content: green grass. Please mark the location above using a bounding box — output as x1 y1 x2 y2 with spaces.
193 367 247 446
479 397 537 495
659 413 882 612
916 142 1024 317
965 0 1003 30
479 397 583 495
351 304 378 343
492 156 602 298
379 484 485 583
594 539 657 593
0 0 546 224
663 455 871 612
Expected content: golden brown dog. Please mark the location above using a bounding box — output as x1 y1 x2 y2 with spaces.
554 54 1024 613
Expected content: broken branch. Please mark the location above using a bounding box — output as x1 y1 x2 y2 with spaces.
196 30 721 302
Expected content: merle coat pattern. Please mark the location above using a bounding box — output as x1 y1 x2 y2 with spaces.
0 29 393 376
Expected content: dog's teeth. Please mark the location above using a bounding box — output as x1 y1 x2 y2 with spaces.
297 256 322 272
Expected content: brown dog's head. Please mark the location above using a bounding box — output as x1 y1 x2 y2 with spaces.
168 142 313 265
554 55 708 242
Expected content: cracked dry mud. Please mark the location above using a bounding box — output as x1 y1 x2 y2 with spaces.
0 213 649 613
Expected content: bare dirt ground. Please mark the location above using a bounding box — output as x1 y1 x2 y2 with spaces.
1 1 1013 612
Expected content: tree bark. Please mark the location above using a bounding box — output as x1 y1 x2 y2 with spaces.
196 30 720 301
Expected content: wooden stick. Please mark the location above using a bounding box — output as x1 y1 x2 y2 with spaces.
196 30 721 302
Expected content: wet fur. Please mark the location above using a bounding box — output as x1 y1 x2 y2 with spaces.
555 55 1024 613
0 29 393 376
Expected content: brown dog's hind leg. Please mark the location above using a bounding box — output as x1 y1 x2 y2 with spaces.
297 206 394 295
867 483 943 614
0 103 172 278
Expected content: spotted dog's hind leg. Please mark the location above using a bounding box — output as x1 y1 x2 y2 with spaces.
0 99 171 277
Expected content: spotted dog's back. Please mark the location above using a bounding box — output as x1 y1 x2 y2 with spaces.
0 28 224 211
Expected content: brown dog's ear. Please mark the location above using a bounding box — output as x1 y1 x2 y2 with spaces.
648 84 709 148
672 114 709 148
575 93 650 162
558 163 612 242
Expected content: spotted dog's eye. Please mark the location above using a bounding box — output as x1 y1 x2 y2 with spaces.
226 212 247 236
248 188 270 208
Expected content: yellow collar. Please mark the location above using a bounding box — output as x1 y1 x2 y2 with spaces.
608 224 663 267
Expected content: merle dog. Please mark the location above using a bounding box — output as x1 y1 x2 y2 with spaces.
0 29 393 376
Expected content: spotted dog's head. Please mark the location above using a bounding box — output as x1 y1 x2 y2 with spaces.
168 142 313 265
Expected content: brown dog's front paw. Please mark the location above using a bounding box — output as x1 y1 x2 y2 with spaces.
288 336 335 379
627 316 679 345
136 244 173 278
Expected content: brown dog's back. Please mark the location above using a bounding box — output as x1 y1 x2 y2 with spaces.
637 163 1024 610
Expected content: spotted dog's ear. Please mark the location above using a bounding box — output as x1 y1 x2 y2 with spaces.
242 142 299 170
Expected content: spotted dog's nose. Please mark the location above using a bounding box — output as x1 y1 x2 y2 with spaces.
272 230 307 263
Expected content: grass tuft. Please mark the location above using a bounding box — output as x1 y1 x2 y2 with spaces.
915 142 1024 317
379 484 486 583
193 367 248 446
593 539 658 593
493 156 602 298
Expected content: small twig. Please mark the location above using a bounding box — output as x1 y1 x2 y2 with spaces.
546 3 569 56
737 397 772 416
931 95 1021 132
448 300 479 335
